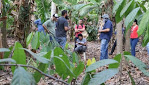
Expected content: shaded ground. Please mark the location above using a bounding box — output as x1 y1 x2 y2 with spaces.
0 38 149 85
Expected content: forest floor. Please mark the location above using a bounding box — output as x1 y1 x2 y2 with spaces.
0 38 149 85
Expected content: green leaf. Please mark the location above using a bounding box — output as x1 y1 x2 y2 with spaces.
88 69 119 85
73 4 86 10
4 46 13 58
85 59 118 72
138 10 149 36
34 51 52 83
53 0 63 5
74 62 84 78
109 54 121 68
53 56 74 80
81 73 92 85
67 0 77 5
11 67 35 85
113 0 123 14
26 32 34 47
124 51 131 55
23 48 50 64
0 58 16 63
12 42 27 73
125 7 140 28
0 48 10 52
120 0 133 17
115 0 126 23
79 4 98 16
125 55 149 76
31 32 40 49
128 71 136 85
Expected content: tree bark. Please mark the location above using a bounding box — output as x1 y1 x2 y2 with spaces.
125 29 131 51
0 30 3 59
51 2 56 18
116 21 123 54
1 0 8 48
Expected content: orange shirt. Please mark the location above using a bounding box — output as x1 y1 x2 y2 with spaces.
130 25 138 39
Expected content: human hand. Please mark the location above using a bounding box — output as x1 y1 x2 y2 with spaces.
98 30 102 33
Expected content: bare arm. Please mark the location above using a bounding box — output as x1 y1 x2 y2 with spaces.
64 26 70 31
43 25 50 33
98 28 110 33
78 27 85 32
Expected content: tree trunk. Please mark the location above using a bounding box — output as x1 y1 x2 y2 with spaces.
116 21 123 54
15 0 30 47
125 29 131 51
0 30 3 59
51 2 56 18
1 0 8 48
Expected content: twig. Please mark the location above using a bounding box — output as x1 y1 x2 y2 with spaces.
0 64 69 85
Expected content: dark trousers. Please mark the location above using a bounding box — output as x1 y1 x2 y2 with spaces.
130 38 139 57
110 40 117 54
74 37 78 48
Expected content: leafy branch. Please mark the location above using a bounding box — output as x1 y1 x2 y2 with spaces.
0 64 69 85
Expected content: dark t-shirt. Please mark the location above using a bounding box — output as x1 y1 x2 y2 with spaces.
56 17 68 37
100 20 113 41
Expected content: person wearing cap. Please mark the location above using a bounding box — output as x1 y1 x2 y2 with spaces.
146 42 149 56
98 14 113 60
43 14 58 38
56 10 70 49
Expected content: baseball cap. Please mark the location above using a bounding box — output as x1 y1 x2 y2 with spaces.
53 14 59 18
101 14 109 19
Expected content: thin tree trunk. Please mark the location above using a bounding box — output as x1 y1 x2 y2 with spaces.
51 2 56 18
116 21 123 54
125 29 131 51
0 30 3 59
1 0 8 48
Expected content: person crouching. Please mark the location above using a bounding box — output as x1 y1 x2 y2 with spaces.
75 34 87 53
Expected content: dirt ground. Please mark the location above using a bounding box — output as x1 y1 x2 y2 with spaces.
0 39 149 85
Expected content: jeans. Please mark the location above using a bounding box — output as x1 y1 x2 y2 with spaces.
130 38 139 57
147 43 149 55
100 39 109 60
75 46 87 53
56 37 67 49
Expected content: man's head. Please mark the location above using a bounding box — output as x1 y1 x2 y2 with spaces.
79 19 83 25
53 14 59 21
133 19 138 26
78 34 83 40
62 10 68 18
101 14 109 23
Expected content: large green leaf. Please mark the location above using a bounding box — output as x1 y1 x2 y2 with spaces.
138 10 149 36
113 0 124 14
73 4 86 10
11 42 27 73
109 54 121 68
31 32 40 49
74 61 84 78
115 0 126 23
23 48 50 64
67 0 77 5
125 7 140 28
125 55 149 76
85 59 118 72
0 58 16 63
142 25 149 47
53 56 74 80
120 0 133 17
88 69 119 85
34 51 52 83
11 67 35 85
79 4 98 16
0 48 10 52
26 32 33 47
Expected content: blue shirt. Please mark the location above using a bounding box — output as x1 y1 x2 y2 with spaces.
100 19 113 41
34 19 45 32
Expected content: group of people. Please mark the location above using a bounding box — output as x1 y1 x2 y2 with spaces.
34 10 149 60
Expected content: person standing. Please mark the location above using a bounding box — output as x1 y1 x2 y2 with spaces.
130 19 139 57
43 14 58 39
56 10 70 49
98 14 113 60
34 19 45 34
